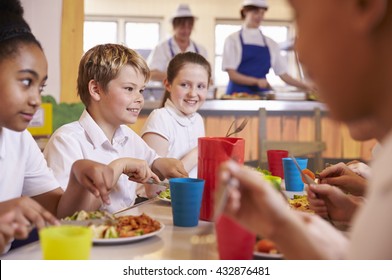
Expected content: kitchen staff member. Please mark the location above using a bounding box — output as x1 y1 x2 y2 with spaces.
147 3 208 82
222 0 312 95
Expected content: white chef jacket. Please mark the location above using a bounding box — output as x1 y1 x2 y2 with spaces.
222 26 288 75
43 110 159 213
147 37 208 73
140 99 205 178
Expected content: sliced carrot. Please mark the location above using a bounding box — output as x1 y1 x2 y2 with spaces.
256 239 277 254
301 168 316 183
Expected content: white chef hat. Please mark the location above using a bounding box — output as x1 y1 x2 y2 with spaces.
170 4 197 22
242 0 269 9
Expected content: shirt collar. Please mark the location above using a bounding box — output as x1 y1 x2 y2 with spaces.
78 109 128 149
164 98 197 127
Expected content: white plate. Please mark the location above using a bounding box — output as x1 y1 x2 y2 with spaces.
283 190 305 199
253 251 283 260
93 222 165 245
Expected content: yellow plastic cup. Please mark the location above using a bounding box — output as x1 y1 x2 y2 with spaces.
39 225 92 260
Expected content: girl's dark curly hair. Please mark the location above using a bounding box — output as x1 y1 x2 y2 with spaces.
0 0 42 61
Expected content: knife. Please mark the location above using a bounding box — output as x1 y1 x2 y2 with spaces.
112 196 160 216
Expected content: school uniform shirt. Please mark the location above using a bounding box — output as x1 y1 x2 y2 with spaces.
0 128 59 202
147 37 208 73
348 130 392 259
140 99 205 178
43 110 159 213
222 26 288 94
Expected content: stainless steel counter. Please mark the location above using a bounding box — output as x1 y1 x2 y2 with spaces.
142 99 328 116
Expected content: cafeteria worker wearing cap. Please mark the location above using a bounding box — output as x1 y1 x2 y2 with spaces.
147 4 208 82
222 0 312 95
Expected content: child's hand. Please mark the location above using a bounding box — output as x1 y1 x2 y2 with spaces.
68 159 114 205
306 184 359 223
0 197 59 231
109 158 160 184
0 210 23 253
151 158 189 179
318 162 367 196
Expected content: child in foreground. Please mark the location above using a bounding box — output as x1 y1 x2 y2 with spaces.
44 44 188 213
217 0 392 259
0 0 117 253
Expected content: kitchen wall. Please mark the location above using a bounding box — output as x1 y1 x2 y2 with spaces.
85 0 294 71
22 0 294 102
21 0 62 102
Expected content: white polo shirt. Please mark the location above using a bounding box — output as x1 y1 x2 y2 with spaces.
222 26 288 75
348 130 392 259
140 99 205 178
147 37 208 73
43 110 159 213
0 128 59 202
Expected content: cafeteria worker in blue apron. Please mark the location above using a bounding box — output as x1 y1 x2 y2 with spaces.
147 3 208 82
222 0 312 95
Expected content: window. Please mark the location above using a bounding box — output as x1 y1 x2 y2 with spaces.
125 22 160 59
214 20 294 88
84 17 161 59
84 20 117 52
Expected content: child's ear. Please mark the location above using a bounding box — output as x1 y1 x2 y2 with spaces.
163 78 171 92
88 79 101 101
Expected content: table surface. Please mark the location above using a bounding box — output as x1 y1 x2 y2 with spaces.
1 200 219 260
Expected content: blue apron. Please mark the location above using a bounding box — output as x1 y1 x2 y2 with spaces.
226 29 271 95
168 38 200 58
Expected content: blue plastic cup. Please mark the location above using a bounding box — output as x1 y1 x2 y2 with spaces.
169 178 205 227
282 158 308 192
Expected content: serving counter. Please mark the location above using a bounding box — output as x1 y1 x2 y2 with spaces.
132 99 376 167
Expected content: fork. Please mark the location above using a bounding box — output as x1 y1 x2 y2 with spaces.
146 178 170 188
190 177 238 259
225 118 249 137
290 156 335 225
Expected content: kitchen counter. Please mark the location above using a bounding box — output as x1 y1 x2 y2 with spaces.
142 99 328 116
133 98 374 165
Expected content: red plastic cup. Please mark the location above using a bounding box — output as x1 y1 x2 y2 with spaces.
267 150 289 178
198 137 245 221
215 215 256 260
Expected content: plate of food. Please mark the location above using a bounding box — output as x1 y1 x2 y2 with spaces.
158 189 171 203
254 238 283 260
62 211 164 245
284 192 314 213
221 92 262 100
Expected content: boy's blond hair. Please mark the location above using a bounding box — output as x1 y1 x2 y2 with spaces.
77 44 150 107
